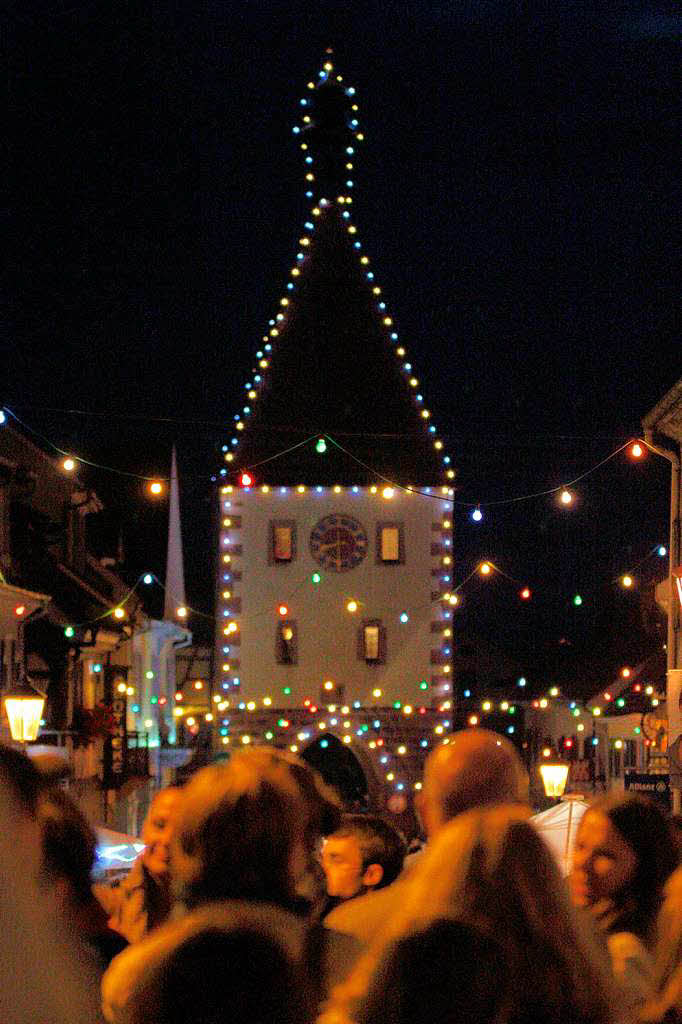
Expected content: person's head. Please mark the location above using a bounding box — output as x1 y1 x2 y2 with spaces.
0 744 42 814
125 906 313 1024
141 787 183 884
0 745 44 884
171 751 308 909
357 920 507 1024
322 815 406 900
327 805 616 1024
571 793 678 942
246 747 342 854
418 729 528 837
37 787 97 908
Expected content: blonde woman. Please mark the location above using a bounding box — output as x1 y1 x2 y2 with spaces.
322 805 618 1024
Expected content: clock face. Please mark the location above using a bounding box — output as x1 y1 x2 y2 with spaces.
310 514 368 572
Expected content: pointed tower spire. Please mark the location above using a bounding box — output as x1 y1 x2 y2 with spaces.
164 446 186 620
222 53 453 490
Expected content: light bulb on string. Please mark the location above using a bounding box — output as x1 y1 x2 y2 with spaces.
559 488 573 506
239 471 253 488
657 546 667 557
315 438 327 454
62 457 76 472
148 481 164 496
479 562 492 576
629 441 645 459
471 506 483 523
573 594 583 606
346 599 358 613
176 606 188 619
142 573 153 585
621 574 634 589
519 587 531 600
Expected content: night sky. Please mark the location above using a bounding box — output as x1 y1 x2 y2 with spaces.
7 2 680 691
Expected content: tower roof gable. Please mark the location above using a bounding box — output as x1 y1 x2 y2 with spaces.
223 55 453 489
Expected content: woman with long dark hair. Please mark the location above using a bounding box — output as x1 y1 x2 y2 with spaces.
570 793 679 1010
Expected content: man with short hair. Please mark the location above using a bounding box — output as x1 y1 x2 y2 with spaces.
323 729 528 943
322 814 406 910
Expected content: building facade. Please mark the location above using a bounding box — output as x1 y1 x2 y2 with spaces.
210 55 456 827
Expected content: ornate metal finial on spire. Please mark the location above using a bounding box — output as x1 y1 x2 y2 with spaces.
293 52 361 200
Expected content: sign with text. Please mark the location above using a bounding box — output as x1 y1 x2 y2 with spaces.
102 668 128 790
624 771 670 808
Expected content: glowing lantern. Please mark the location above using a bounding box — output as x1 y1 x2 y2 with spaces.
540 760 569 798
3 679 46 743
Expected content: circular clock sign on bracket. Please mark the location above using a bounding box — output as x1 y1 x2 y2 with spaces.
310 514 368 572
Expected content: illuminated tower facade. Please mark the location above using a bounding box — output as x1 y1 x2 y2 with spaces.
214 54 455 818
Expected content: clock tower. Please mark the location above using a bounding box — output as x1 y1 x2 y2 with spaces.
213 53 455 817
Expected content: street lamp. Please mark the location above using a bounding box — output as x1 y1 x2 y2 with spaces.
539 758 570 799
3 678 46 744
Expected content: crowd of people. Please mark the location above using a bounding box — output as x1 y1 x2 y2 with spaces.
1 730 681 1024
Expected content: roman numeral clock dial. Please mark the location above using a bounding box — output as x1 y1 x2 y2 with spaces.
310 514 368 572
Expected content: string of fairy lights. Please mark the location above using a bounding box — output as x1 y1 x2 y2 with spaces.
3 55 672 782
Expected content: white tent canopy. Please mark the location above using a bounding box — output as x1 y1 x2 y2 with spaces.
531 796 588 875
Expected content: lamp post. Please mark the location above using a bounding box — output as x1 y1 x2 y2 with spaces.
3 678 46 746
540 757 584 870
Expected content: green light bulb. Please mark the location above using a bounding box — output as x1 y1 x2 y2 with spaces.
315 438 327 453
573 594 583 606
64 626 75 638
311 572 322 584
